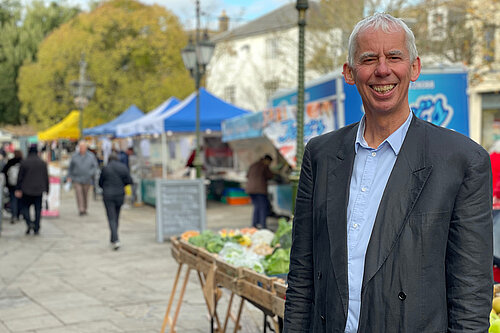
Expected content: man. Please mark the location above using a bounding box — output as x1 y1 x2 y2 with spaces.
15 145 49 235
68 140 98 216
246 154 274 229
284 13 492 332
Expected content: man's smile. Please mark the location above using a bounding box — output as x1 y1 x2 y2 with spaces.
370 84 396 94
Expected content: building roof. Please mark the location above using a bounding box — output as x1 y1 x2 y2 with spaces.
212 1 321 42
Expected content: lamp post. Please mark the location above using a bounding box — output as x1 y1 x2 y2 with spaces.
291 0 309 211
69 53 95 139
181 0 215 179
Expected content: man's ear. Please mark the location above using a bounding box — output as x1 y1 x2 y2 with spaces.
343 63 355 85
410 56 421 82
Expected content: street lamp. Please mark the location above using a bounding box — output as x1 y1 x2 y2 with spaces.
181 0 215 179
291 0 309 211
69 53 95 139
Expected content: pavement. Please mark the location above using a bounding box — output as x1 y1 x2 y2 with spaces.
0 189 281 333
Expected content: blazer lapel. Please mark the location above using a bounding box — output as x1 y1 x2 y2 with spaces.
362 116 433 289
326 124 358 317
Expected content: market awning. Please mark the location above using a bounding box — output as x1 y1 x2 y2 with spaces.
38 110 80 141
115 97 179 138
83 105 144 137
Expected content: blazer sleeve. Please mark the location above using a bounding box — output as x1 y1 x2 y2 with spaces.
446 148 493 332
284 143 315 332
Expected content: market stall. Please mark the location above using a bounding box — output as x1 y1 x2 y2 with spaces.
135 89 250 204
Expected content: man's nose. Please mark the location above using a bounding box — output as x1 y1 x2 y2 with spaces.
375 58 391 76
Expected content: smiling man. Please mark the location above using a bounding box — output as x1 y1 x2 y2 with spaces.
284 13 493 333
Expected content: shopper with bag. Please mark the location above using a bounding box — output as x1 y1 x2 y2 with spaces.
98 153 132 250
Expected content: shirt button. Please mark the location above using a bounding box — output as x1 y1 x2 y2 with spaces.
371 152 376 157
361 187 367 192
353 223 359 229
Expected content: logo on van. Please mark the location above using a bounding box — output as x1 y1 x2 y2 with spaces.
410 94 454 127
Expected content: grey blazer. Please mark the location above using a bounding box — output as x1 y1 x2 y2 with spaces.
284 115 493 333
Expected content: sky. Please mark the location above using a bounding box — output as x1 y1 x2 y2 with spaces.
24 0 293 30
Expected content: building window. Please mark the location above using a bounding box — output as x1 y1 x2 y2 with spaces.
484 25 496 63
264 79 280 101
224 85 236 104
266 38 280 59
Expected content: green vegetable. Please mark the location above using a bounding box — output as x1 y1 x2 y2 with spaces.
271 218 292 248
188 230 227 252
264 248 290 275
206 238 226 253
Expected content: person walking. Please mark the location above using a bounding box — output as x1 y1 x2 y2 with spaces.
67 141 98 216
245 154 274 229
2 150 23 223
98 153 132 250
15 145 49 235
284 13 492 332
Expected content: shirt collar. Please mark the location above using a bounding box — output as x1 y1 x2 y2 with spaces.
355 111 413 155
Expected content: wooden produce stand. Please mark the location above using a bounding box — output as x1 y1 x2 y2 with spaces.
161 236 287 333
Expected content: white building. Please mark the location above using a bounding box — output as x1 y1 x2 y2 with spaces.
206 2 341 112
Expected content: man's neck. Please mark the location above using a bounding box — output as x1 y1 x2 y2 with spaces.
363 110 410 149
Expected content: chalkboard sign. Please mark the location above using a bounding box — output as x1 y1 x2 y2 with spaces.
155 179 206 242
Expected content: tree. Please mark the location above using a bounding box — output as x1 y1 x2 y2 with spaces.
306 0 364 74
0 1 79 125
18 0 193 130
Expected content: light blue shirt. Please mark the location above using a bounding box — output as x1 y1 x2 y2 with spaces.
344 112 412 333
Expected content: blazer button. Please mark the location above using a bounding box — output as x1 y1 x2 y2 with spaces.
317 271 322 280
320 315 326 322
398 292 406 301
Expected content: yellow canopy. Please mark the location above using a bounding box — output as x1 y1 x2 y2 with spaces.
38 111 80 141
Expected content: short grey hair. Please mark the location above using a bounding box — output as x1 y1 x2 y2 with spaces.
347 13 418 67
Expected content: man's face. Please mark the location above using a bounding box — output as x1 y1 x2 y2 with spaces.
343 27 421 118
79 143 87 155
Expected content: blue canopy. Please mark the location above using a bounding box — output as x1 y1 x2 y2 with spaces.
83 105 144 136
140 88 251 134
115 97 179 137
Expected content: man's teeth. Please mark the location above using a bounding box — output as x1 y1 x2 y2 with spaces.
372 85 395 93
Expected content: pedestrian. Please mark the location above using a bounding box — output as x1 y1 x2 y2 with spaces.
15 145 49 235
284 13 492 332
2 150 23 223
98 152 132 250
67 140 98 216
245 154 274 229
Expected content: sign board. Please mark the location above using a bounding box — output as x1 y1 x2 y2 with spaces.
155 179 206 242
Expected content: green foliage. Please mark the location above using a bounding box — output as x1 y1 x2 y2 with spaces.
18 0 193 130
0 1 79 125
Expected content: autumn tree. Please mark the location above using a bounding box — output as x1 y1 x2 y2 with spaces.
18 0 193 130
0 1 79 125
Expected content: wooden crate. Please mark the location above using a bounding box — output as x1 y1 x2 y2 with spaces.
215 258 241 293
236 268 276 313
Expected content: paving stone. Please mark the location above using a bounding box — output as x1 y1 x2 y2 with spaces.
3 314 62 332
